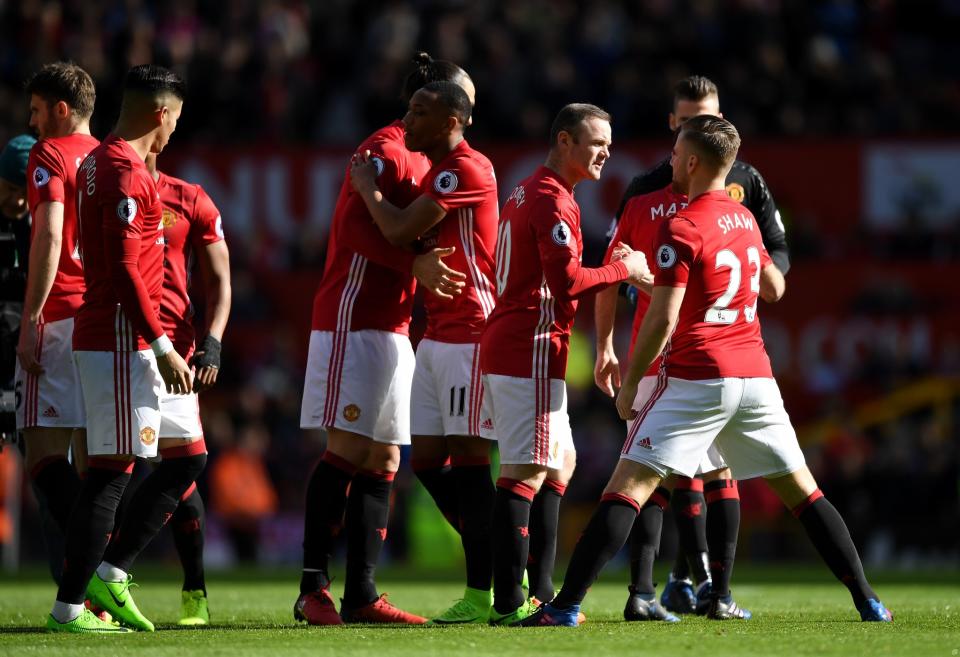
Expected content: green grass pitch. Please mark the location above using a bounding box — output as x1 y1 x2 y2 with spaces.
2 566 957 656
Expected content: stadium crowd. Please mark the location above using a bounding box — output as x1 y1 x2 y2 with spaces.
2 0 959 148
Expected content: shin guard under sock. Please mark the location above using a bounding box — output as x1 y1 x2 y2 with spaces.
793 490 876 606
56 461 132 604
301 451 356 593
553 494 639 609
492 478 535 614
452 456 495 592
172 482 206 593
704 479 740 597
528 478 565 601
628 487 669 595
343 469 394 608
104 450 206 573
413 455 460 532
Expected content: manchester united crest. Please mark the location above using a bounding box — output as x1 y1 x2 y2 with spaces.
139 427 157 445
725 182 745 203
162 208 178 228
343 404 361 422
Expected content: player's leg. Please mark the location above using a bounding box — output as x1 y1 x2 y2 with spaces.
410 340 459 531
698 466 741 610
528 447 573 603
523 376 735 627
666 474 710 601
485 374 566 624
48 348 161 633
717 377 890 622
22 429 79 539
765 467 890 621
623 484 678 622
522 460 663 627
152 389 209 624
430 434 495 624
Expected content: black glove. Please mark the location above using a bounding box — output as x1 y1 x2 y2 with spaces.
191 334 221 370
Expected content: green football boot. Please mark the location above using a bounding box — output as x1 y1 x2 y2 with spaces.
178 589 209 626
430 587 493 625
46 608 132 633
86 573 155 632
488 597 537 626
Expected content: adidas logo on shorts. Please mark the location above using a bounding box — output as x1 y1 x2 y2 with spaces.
636 437 652 449
42 406 59 418
480 418 493 430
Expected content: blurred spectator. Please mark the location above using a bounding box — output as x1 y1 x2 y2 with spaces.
209 423 278 562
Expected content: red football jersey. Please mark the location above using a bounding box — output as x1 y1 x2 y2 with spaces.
481 166 629 379
653 189 773 379
603 184 687 370
26 133 99 321
311 120 431 335
418 140 498 343
73 135 165 352
157 171 224 358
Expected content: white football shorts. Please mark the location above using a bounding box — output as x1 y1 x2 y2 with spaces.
300 329 415 445
15 317 85 429
74 349 163 458
482 374 574 470
621 375 806 480
159 389 203 439
410 339 494 439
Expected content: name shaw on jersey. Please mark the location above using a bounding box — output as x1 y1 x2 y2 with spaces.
717 212 755 235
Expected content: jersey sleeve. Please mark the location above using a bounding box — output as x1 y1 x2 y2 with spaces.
653 216 701 288
102 168 165 343
739 162 790 274
189 185 225 250
614 159 671 220
27 142 66 213
421 156 494 211
534 198 628 301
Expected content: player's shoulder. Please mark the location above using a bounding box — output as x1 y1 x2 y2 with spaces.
360 121 406 157
28 137 67 174
623 158 672 199
437 141 495 183
622 183 676 216
726 159 769 191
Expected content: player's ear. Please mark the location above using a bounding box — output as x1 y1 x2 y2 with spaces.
54 100 70 120
668 113 678 132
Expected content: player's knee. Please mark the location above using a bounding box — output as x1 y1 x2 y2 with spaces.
447 435 490 460
364 444 400 473
701 467 732 482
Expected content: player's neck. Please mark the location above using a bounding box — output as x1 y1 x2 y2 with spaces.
50 119 91 139
425 134 463 166
543 154 580 189
687 175 726 202
113 120 156 162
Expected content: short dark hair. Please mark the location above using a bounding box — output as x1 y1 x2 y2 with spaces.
679 114 740 170
420 81 472 127
401 52 471 105
25 62 96 120
673 75 719 107
123 65 186 100
549 103 611 146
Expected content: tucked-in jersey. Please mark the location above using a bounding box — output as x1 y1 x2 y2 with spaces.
26 133 99 321
311 120 430 335
481 166 629 379
73 135 165 352
617 158 789 274
603 184 687 366
418 140 498 343
156 171 224 357
653 189 773 379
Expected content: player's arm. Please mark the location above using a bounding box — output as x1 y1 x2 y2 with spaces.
193 239 231 391
615 285 685 420
17 200 64 375
742 163 790 275
349 151 446 245
594 285 621 397
105 186 190 393
759 262 785 303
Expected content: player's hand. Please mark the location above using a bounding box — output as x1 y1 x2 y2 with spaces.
610 241 634 262
16 317 44 376
413 247 467 299
191 334 221 393
594 347 621 397
349 150 378 193
619 249 650 286
616 381 638 421
157 350 192 395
